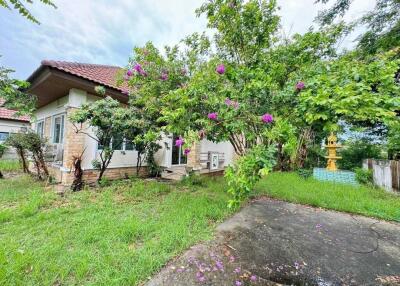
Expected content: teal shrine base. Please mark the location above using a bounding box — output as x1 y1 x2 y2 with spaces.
313 168 358 186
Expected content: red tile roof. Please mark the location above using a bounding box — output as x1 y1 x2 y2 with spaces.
0 99 30 122
41 60 129 93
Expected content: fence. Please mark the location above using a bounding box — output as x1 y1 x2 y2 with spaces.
363 159 400 193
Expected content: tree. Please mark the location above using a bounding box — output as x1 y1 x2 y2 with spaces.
316 0 400 53
5 133 30 174
0 0 56 24
292 50 400 131
6 132 47 179
69 93 128 183
0 63 36 117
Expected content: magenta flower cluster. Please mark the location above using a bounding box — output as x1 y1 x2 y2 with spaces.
160 73 168 81
208 112 218 120
261 113 273 123
216 64 225 75
296 81 305 90
135 63 148 77
175 137 184 147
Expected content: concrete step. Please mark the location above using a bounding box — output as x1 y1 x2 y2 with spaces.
161 165 187 181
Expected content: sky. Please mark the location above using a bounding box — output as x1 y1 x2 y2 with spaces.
0 0 375 79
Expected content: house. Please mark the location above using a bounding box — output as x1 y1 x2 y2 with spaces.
0 99 30 158
26 60 235 184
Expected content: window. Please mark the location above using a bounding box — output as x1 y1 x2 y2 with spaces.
97 137 134 151
112 134 123 151
0 132 9 143
125 139 134 151
53 115 65 144
36 120 44 138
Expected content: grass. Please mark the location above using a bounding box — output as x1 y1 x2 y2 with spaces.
0 175 232 286
255 172 400 222
0 160 21 172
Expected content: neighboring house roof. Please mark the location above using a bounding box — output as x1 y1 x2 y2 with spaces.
39 60 129 93
0 99 30 122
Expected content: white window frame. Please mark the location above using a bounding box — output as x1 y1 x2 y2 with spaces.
0 132 9 143
97 138 135 151
52 113 66 144
36 120 44 138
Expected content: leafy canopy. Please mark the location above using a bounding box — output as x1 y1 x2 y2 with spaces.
0 0 56 24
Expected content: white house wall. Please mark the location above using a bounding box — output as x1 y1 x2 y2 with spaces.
200 139 235 167
33 87 236 171
0 119 29 134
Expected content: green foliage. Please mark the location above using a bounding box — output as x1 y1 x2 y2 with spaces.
316 0 400 53
354 167 374 186
0 143 5 158
180 172 207 189
338 139 382 171
294 50 400 131
0 64 36 117
297 168 313 179
0 0 56 24
225 145 276 207
6 132 46 177
387 120 400 160
255 172 400 222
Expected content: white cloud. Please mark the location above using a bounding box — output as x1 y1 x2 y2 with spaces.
0 0 376 79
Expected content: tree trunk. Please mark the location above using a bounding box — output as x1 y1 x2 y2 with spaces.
0 170 3 179
18 148 30 173
71 156 84 191
32 154 42 180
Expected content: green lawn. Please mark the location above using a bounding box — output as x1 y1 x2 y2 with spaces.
0 160 21 172
0 175 232 285
255 172 400 222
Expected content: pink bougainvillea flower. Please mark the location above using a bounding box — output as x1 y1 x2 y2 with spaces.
229 256 235 262
261 113 273 123
208 112 218 120
216 64 225 75
235 281 242 286
296 81 305 90
250 275 257 282
233 267 241 274
184 148 191 155
160 73 168 81
134 63 143 73
225 98 232 106
126 69 133 77
215 260 224 271
140 70 148 77
196 271 206 282
123 74 130 81
175 138 184 147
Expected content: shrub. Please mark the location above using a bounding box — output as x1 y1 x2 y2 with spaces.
0 143 6 157
355 167 374 186
338 139 382 171
225 145 276 208
297 168 313 179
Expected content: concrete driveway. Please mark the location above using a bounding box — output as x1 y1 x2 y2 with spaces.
146 199 400 286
